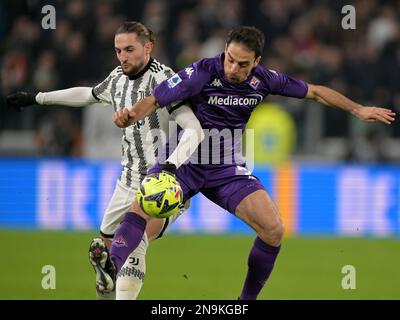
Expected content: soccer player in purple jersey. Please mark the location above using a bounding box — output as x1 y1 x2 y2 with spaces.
107 26 395 299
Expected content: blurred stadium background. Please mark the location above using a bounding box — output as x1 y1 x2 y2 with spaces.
0 0 399 299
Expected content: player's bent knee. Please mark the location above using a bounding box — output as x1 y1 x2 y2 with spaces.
145 219 165 242
130 200 152 222
258 222 284 247
276 222 285 240
271 222 284 244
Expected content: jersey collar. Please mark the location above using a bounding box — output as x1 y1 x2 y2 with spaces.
128 57 154 80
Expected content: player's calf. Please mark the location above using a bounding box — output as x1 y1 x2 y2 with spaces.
235 190 284 299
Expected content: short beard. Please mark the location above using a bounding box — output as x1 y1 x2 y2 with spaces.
226 76 241 83
122 64 144 78
122 68 138 77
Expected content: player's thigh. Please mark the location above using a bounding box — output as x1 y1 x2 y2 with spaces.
235 189 283 236
100 180 137 238
202 173 282 235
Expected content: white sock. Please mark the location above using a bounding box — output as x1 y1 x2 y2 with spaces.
116 233 148 300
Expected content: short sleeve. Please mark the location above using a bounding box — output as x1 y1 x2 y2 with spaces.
153 66 175 87
154 59 212 107
92 67 121 104
262 68 308 98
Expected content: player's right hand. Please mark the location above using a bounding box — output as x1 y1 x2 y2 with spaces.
6 92 37 112
112 107 137 128
354 106 396 125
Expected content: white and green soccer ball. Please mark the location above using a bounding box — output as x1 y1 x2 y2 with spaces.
137 172 183 219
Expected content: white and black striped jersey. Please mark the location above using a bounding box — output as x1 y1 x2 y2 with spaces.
92 58 176 188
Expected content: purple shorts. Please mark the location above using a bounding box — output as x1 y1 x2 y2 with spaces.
149 163 265 214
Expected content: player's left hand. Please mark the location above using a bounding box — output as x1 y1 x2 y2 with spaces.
159 162 177 175
355 106 396 124
147 162 177 176
112 108 137 128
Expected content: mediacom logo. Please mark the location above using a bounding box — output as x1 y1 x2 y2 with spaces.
208 94 263 107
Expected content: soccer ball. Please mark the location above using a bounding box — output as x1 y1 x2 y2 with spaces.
137 172 183 218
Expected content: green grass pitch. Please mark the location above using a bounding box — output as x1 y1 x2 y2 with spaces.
0 230 399 300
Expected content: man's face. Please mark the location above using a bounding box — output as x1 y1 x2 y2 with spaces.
114 33 153 76
223 42 261 84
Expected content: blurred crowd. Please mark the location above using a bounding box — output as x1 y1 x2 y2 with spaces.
0 0 399 160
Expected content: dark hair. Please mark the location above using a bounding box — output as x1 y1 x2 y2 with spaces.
226 26 265 58
116 21 155 45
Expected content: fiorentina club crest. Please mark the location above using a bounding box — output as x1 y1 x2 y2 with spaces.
249 76 260 89
114 236 128 247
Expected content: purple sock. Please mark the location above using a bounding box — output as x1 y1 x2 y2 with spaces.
239 237 281 300
109 212 147 272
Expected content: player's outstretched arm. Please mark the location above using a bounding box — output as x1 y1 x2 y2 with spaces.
305 84 396 124
7 87 98 111
113 96 158 128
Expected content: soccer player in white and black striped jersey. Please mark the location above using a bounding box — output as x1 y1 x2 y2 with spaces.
7 21 204 299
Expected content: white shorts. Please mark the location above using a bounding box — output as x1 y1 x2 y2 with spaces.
100 180 184 239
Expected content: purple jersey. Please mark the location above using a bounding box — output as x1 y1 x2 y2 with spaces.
155 53 308 131
155 53 308 165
